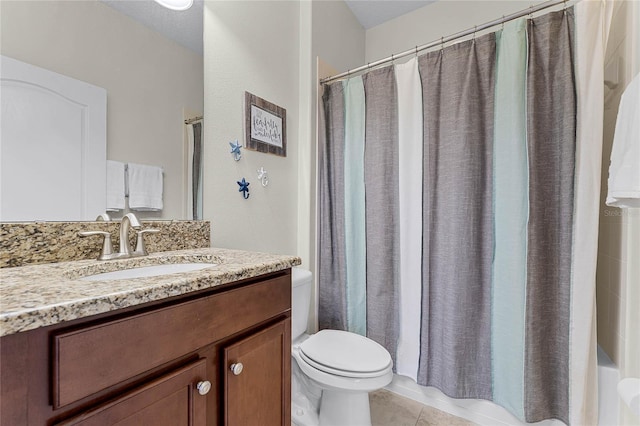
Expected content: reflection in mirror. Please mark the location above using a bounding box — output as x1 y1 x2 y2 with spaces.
0 0 204 221
1 55 107 221
185 117 204 220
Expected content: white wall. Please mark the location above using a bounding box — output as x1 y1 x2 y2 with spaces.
203 1 301 255
202 0 363 330
312 0 366 75
0 0 203 220
365 0 545 63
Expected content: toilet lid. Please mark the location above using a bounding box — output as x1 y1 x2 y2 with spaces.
299 330 392 377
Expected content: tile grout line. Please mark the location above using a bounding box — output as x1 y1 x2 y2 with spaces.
414 407 425 426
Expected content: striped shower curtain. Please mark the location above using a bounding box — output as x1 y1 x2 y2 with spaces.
318 5 611 425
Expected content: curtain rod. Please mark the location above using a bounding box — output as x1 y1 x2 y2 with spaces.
184 115 203 124
321 0 571 84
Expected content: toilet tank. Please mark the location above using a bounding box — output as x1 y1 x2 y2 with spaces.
291 267 313 341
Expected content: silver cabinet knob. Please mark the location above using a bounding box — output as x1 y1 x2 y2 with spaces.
196 380 211 396
230 362 243 376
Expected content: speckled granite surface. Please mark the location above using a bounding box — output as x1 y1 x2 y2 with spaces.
0 247 301 337
0 221 210 268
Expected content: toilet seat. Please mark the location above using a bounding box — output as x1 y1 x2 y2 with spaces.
292 345 393 394
298 351 390 378
298 330 392 378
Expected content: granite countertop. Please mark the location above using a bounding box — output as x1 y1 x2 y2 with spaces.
0 248 301 337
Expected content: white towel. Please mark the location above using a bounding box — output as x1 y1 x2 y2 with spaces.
607 72 640 208
106 160 125 211
127 162 163 211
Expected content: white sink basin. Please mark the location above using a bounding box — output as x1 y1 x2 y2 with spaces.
80 263 216 281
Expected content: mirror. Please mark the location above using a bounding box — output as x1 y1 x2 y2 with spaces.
0 0 204 221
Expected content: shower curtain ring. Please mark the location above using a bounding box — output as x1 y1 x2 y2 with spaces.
440 36 444 51
502 16 505 30
391 53 395 64
415 46 418 57
473 25 477 40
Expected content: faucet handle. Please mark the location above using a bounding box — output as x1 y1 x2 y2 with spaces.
134 228 160 255
79 231 114 259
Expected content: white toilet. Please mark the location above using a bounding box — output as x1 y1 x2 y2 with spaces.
291 268 393 426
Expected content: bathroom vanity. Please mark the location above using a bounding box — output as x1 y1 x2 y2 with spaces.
0 248 300 425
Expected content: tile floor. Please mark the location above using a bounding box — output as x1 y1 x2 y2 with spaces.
369 390 477 426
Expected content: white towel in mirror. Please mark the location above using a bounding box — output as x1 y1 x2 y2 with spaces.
127 163 163 211
106 160 125 211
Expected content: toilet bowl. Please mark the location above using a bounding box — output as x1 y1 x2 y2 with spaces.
291 268 393 426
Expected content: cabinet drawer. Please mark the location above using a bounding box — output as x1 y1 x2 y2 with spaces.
53 273 290 408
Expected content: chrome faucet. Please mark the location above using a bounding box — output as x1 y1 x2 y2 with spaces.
95 213 111 221
118 213 142 256
80 213 159 260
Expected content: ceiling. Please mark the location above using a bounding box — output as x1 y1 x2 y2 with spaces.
99 0 436 55
99 0 204 54
345 0 435 29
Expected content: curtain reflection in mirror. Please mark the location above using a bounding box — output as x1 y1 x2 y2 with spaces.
187 119 203 220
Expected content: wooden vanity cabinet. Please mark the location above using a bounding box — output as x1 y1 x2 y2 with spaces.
0 270 292 426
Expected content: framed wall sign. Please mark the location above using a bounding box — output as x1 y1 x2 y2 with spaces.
244 92 286 157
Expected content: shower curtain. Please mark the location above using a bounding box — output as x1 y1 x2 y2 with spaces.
318 3 612 425
187 121 203 220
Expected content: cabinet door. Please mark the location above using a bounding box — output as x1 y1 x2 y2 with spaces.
223 319 291 426
56 359 209 426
